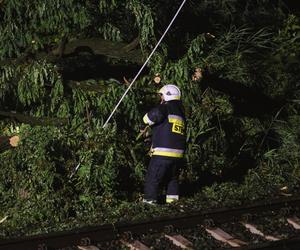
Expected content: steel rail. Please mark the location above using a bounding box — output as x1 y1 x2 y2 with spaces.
1 195 300 250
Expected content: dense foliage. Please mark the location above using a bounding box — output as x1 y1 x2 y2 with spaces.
0 0 300 237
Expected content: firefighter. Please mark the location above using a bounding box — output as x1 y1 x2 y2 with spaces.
142 84 186 204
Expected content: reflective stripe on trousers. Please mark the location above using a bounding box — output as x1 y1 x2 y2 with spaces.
166 195 179 203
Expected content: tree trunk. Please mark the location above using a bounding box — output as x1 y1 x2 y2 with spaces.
0 111 68 126
52 38 144 64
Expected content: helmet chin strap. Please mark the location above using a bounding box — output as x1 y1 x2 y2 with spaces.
159 93 165 104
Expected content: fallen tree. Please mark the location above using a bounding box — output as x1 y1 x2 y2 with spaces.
0 37 143 67
0 0 300 239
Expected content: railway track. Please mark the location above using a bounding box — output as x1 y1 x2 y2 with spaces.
1 195 300 250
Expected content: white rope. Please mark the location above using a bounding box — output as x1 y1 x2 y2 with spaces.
103 0 187 128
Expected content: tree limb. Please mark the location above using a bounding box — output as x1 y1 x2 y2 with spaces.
66 81 107 92
0 111 68 126
0 37 144 67
51 37 143 64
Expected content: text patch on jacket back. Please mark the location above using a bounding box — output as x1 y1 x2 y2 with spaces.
168 115 185 135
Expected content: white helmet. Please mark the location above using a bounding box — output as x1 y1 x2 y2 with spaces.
158 84 181 101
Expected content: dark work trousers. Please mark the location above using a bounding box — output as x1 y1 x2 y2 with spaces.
144 156 181 201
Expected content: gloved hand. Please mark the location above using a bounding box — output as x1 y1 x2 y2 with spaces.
136 125 151 141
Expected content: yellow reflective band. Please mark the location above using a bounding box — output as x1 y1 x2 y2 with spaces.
168 118 184 125
143 114 154 125
166 195 179 203
166 198 178 203
143 114 148 124
152 151 184 158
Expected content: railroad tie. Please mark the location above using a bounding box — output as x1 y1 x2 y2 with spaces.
287 216 300 230
77 246 100 250
242 223 281 241
120 239 150 250
206 227 247 247
165 234 194 249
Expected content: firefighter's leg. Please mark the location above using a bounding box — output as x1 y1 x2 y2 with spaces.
144 156 168 203
166 159 180 203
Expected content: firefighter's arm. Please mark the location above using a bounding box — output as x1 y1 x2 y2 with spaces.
143 105 167 126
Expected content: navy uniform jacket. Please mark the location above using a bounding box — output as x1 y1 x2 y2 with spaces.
143 100 186 158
